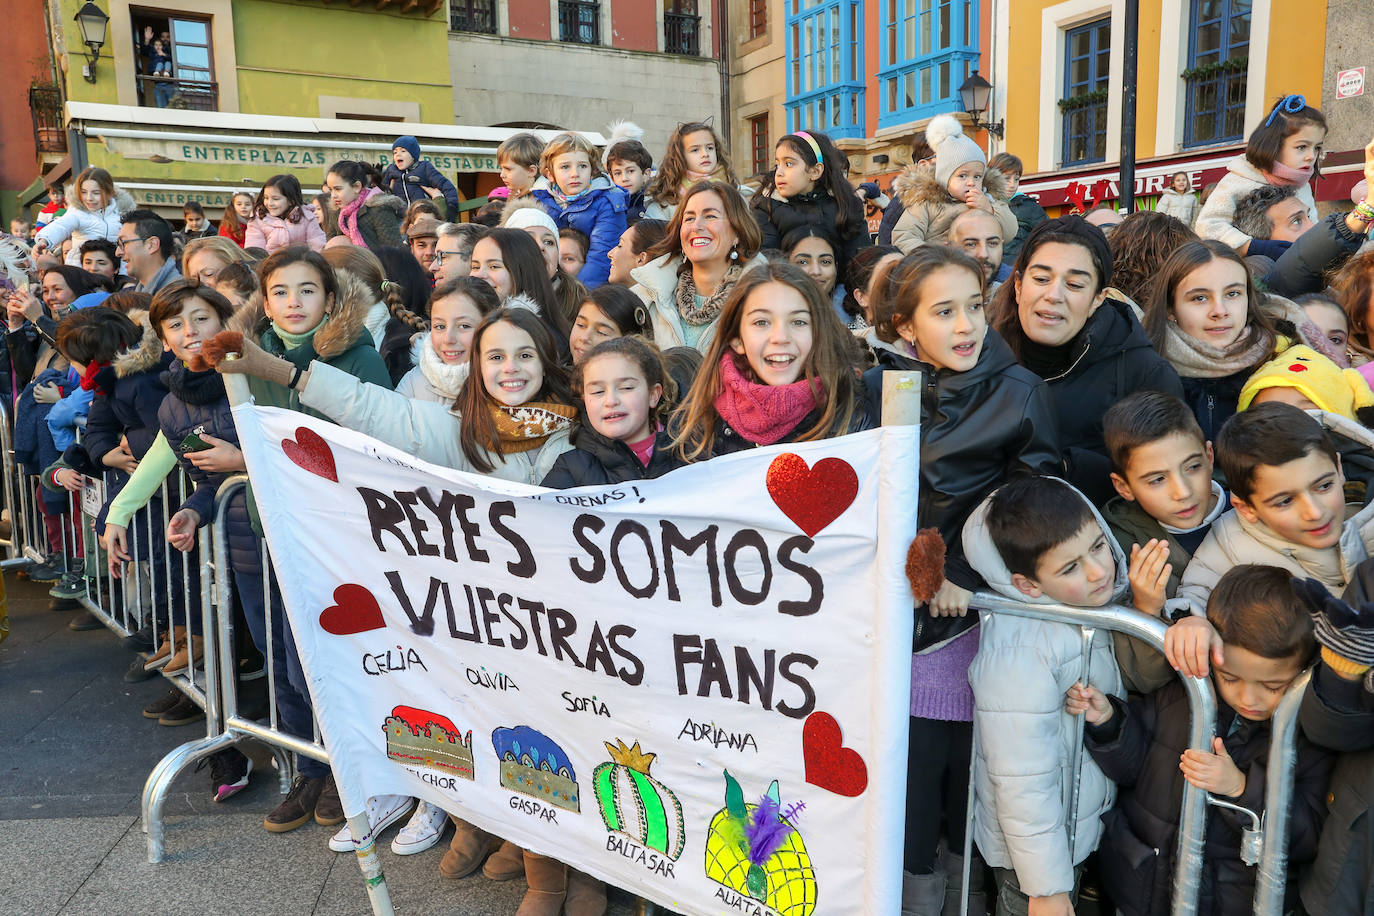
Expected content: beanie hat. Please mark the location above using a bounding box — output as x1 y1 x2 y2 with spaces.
392 136 422 162
501 198 559 237
927 114 987 190
71 290 111 310
1238 344 1374 420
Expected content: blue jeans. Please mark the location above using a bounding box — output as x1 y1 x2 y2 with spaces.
153 80 173 107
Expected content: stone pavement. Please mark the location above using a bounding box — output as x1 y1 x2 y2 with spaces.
0 572 643 916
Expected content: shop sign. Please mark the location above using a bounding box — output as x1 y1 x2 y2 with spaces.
100 135 498 174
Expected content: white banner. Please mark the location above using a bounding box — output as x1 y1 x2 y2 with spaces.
233 403 918 916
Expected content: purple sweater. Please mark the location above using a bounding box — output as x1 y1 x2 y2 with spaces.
910 626 979 721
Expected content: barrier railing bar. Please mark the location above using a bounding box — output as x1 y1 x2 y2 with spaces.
1251 667 1313 915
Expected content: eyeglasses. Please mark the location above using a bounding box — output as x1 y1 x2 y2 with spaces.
114 236 149 251
431 250 463 265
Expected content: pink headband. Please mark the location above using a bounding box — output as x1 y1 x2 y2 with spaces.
786 131 824 164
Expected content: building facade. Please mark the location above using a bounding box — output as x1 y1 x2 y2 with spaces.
992 0 1346 213
446 0 726 168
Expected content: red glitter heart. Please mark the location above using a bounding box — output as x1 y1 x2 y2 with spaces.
802 711 868 797
282 426 337 482
319 584 386 636
766 453 858 538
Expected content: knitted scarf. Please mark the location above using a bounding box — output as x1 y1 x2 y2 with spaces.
270 315 327 350
418 335 469 400
713 352 823 446
1262 161 1313 188
338 186 380 247
679 164 733 196
78 359 110 395
1162 320 1272 379
676 260 745 326
491 401 577 454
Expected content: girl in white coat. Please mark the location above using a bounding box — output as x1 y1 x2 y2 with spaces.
33 167 131 266
1196 95 1325 258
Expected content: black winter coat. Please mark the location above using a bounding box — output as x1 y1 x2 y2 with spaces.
752 189 871 260
1087 682 1332 916
541 425 677 489
381 159 460 218
1263 212 1367 300
862 330 1062 649
157 363 237 526
1180 369 1249 445
1005 193 1048 260
83 317 173 464
1299 559 1374 915
1017 299 1184 505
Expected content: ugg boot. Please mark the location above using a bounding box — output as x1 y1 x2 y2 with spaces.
515 851 567 916
940 847 988 916
564 867 608 916
482 838 526 881
143 626 184 671
162 634 204 675
902 869 948 916
438 817 500 880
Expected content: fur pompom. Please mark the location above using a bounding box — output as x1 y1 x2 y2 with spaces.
905 528 947 603
924 113 965 149
605 120 644 145
0 234 33 295
191 330 245 372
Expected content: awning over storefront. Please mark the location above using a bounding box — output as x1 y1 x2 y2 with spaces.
65 102 607 220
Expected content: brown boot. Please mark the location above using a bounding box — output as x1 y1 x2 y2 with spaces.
143 627 181 671
438 817 500 879
515 852 567 916
482 838 526 881
162 635 204 675
564 868 607 916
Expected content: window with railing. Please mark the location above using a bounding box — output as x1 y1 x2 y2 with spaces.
29 84 66 153
131 12 219 110
877 0 980 130
1060 17 1110 167
749 0 767 39
785 0 864 139
1182 0 1249 148
665 0 700 55
559 0 600 44
749 114 769 177
450 0 498 34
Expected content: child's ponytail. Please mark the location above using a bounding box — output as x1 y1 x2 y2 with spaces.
383 278 427 332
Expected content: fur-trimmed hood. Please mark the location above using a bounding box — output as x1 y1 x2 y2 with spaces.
499 194 558 229
113 309 167 377
893 160 1011 209
228 268 377 361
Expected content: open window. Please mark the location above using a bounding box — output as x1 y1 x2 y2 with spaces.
130 9 218 110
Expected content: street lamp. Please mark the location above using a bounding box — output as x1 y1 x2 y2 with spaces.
958 70 1005 140
74 2 110 84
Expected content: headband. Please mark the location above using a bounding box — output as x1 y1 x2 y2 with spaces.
786 131 824 164
1264 94 1307 128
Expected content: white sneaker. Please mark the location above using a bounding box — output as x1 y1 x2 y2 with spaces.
391 800 449 855
328 794 415 852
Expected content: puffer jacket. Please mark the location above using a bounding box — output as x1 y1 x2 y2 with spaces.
1013 298 1184 505
227 268 393 418
157 362 236 525
1178 411 1374 615
14 369 71 512
540 424 677 489
1005 192 1049 260
1298 558 1374 915
962 486 1126 898
381 159 459 218
35 188 136 266
751 187 871 260
1155 188 1199 227
82 309 172 464
244 206 326 253
1181 369 1250 444
297 359 572 484
1087 679 1331 916
530 176 628 289
891 162 1018 253
862 329 1062 649
1196 155 1318 251
629 252 770 353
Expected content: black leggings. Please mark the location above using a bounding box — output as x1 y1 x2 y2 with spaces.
904 716 973 875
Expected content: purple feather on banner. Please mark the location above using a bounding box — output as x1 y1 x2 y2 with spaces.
746 794 792 867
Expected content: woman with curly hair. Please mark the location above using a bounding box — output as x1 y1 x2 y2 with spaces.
1106 210 1199 306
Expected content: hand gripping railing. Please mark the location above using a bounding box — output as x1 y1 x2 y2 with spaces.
957 594 1218 916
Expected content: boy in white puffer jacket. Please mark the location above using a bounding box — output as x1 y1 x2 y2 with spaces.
963 475 1125 916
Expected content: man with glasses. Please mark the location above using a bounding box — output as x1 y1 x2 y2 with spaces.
118 210 180 294
432 222 486 285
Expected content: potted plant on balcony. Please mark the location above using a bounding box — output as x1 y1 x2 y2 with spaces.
28 81 65 151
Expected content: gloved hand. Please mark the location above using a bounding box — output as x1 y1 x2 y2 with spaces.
192 331 298 389
1292 576 1374 674
858 181 882 200
1248 238 1293 261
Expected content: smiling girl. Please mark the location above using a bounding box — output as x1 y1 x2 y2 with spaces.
569 284 652 364
859 245 1060 912
470 228 572 348
33 167 132 266
246 174 326 253
396 278 499 403
1197 94 1325 256
669 260 870 463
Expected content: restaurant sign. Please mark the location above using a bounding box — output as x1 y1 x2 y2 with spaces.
99 135 499 174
